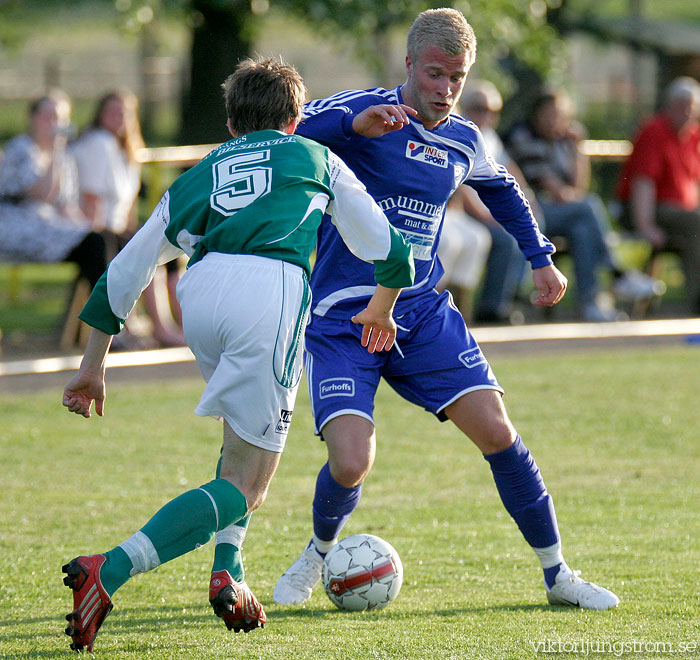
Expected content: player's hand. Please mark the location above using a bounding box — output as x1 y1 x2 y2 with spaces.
351 309 398 353
63 370 106 418
352 104 418 138
532 264 567 307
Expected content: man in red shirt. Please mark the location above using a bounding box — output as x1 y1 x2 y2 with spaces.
617 76 700 315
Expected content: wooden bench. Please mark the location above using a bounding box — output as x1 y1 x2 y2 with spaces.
2 139 639 352
58 274 92 350
0 257 92 351
0 146 214 353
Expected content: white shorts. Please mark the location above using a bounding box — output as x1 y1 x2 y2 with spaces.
177 252 310 453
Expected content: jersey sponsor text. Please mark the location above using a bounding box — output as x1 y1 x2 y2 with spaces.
459 348 486 369
319 378 355 399
405 140 448 168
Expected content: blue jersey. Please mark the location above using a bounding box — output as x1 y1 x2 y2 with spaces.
297 85 555 320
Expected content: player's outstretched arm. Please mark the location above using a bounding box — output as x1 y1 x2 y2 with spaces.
351 285 402 353
62 328 113 418
351 104 418 138
532 264 567 307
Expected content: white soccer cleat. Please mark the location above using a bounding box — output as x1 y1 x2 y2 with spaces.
273 543 324 604
546 567 620 610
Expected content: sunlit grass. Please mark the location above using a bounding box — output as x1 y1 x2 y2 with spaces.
1 344 698 658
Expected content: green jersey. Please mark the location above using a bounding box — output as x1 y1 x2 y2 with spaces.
80 130 414 335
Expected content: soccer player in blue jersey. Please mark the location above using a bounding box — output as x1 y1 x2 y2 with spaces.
250 9 617 609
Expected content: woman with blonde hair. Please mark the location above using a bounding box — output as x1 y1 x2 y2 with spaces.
72 90 184 347
73 90 143 234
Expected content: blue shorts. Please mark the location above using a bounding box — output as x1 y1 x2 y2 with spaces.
304 290 503 433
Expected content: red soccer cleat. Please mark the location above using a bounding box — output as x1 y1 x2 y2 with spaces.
62 555 113 653
209 570 266 633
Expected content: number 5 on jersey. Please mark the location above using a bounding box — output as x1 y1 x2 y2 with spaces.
211 150 272 216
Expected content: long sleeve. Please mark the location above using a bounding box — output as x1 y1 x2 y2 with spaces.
79 192 184 334
299 94 363 149
468 126 554 269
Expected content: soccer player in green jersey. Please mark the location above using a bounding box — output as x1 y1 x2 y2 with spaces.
60 56 414 652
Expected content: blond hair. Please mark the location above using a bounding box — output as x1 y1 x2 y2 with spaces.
406 8 477 64
222 56 306 136
91 89 145 163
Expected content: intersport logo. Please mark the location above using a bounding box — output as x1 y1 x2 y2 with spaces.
405 141 448 168
275 408 293 434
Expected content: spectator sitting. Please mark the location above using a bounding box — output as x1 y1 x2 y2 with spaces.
0 90 115 290
71 90 184 347
616 76 700 316
457 80 536 325
437 187 492 323
507 88 661 322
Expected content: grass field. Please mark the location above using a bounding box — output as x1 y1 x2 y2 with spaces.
1 344 699 659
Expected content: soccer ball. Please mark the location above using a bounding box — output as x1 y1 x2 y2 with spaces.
322 533 403 611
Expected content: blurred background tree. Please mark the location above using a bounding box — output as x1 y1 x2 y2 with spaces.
169 0 566 143
0 0 698 145
0 0 564 144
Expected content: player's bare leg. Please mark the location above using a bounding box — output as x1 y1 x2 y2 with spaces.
446 389 619 610
444 387 516 452
210 451 251 601
274 415 374 604
219 421 281 512
324 415 376 488
61 422 274 650
211 428 278 600
209 422 275 630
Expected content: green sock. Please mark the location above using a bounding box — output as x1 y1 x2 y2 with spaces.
212 544 244 581
100 479 248 597
212 446 249 582
141 479 248 564
212 513 251 582
100 546 133 598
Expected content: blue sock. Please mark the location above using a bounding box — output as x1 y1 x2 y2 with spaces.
484 436 562 585
312 462 362 552
543 564 563 588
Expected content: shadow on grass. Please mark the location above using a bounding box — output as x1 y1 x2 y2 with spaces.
0 604 211 645
2 598 578 630
1 652 73 659
1 641 194 659
0 604 212 659
0 600 585 658
265 601 570 622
